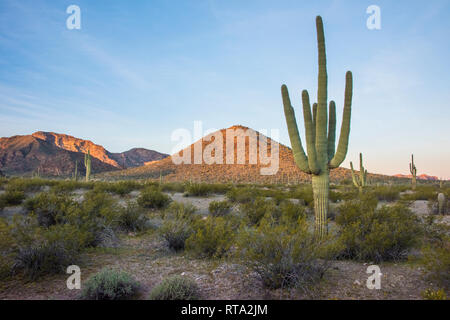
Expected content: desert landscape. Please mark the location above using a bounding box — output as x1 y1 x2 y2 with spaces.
0 1 449 304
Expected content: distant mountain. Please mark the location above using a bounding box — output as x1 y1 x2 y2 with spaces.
102 125 390 183
393 174 439 181
0 132 168 176
110 148 168 169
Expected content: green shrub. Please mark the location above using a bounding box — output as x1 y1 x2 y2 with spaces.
0 190 25 207
160 219 193 251
226 187 258 204
82 267 140 300
237 217 338 290
422 288 447 300
159 202 198 251
336 196 422 262
239 197 278 225
160 182 185 193
149 275 200 300
137 187 171 209
401 186 438 201
6 178 50 192
184 183 211 197
12 224 86 280
371 186 400 201
24 192 75 227
93 181 142 196
186 216 234 258
208 200 232 216
117 202 149 232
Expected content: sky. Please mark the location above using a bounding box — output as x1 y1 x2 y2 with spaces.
0 0 449 178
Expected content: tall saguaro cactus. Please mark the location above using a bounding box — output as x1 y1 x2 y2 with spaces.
409 154 417 190
84 150 91 182
281 16 353 237
73 160 78 181
350 153 367 194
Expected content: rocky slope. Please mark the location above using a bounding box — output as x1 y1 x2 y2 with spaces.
0 132 168 176
102 125 389 183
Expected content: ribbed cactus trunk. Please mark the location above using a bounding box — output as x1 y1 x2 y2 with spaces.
281 16 353 238
438 193 445 215
312 172 329 237
84 150 91 182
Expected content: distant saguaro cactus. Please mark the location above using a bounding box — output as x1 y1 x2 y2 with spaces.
438 193 446 215
73 160 78 181
350 153 367 194
84 150 91 182
281 16 353 237
409 154 417 190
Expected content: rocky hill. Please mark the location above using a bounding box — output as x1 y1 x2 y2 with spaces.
0 132 168 176
102 125 390 183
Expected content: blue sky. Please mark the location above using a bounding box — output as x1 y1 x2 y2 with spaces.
0 0 449 178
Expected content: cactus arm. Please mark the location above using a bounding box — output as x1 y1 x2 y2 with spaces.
301 90 320 174
315 16 328 167
281 85 310 173
329 71 353 168
327 100 336 161
312 103 318 130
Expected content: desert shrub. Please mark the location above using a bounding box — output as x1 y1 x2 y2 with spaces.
160 219 194 251
369 186 400 201
0 190 25 207
159 202 198 251
137 187 171 209
290 185 314 205
94 181 142 196
160 182 185 193
6 178 51 192
239 197 278 225
24 192 76 227
0 218 14 279
12 224 86 280
336 195 422 262
117 202 149 232
401 186 438 201
184 183 212 197
278 200 307 223
208 200 232 216
237 217 338 290
50 180 92 193
420 243 450 291
422 288 447 300
149 275 200 300
82 267 140 300
185 216 235 258
226 186 258 204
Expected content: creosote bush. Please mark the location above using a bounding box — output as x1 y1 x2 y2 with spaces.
82 267 140 300
0 190 26 207
159 202 198 251
117 202 149 233
239 197 278 225
137 187 171 209
208 200 232 216
185 216 235 258
237 216 339 290
336 195 422 262
149 275 200 300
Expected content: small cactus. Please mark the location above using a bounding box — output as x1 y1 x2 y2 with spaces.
84 150 91 182
350 153 367 194
437 193 446 215
409 154 417 190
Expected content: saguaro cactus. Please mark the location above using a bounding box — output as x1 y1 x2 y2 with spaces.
73 160 78 181
437 193 445 215
84 150 91 182
281 16 353 237
409 154 417 190
350 153 367 194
